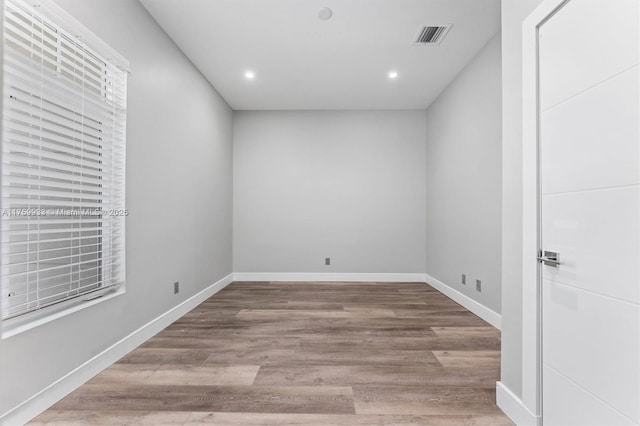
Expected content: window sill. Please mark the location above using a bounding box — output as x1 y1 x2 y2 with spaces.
1 289 125 340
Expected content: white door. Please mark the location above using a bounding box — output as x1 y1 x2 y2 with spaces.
538 1 640 425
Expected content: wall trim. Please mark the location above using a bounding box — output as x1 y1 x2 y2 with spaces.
424 273 501 329
497 381 542 426
232 272 427 283
0 273 233 426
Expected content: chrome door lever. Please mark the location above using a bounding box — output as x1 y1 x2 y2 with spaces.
538 250 561 267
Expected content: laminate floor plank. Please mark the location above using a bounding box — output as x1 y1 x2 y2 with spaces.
432 350 501 368
253 365 501 388
142 336 302 350
203 347 443 367
51 385 355 415
431 327 502 339
31 411 514 426
162 319 442 338
184 412 515 425
352 386 501 416
30 410 192 425
87 364 261 387
235 308 397 320
31 281 512 425
117 348 211 365
297 336 501 351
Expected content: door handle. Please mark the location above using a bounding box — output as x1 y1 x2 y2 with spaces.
538 250 561 267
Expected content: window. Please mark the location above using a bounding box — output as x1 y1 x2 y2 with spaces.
1 0 128 326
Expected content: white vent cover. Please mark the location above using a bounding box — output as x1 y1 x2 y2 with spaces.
413 24 452 45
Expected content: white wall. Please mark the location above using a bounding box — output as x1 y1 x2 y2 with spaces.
233 110 426 275
424 33 502 314
500 0 544 401
0 0 233 419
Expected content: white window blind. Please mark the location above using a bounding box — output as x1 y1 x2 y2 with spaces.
1 0 128 321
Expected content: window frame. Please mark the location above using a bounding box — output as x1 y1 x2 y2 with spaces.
0 0 129 338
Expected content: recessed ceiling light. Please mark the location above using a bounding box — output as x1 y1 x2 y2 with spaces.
318 7 332 20
244 70 255 80
388 70 398 79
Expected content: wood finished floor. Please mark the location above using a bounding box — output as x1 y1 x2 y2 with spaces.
31 282 513 425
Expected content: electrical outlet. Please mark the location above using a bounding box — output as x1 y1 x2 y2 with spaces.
476 279 482 292
325 257 331 266
174 281 179 294
461 274 466 285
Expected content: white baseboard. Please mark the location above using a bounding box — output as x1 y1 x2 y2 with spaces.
232 272 426 282
0 273 233 426
423 273 501 329
496 381 541 426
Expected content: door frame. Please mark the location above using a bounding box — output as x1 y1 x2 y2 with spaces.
522 0 571 423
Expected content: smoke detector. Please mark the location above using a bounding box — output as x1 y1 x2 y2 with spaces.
318 7 333 20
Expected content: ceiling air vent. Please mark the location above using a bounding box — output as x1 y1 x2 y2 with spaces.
413 24 452 46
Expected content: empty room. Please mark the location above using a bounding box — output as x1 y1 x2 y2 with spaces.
0 0 638 425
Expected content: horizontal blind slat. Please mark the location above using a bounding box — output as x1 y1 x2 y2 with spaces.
2 175 113 193
2 197 107 208
2 163 108 186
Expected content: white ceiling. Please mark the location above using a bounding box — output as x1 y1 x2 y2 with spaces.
139 0 501 110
